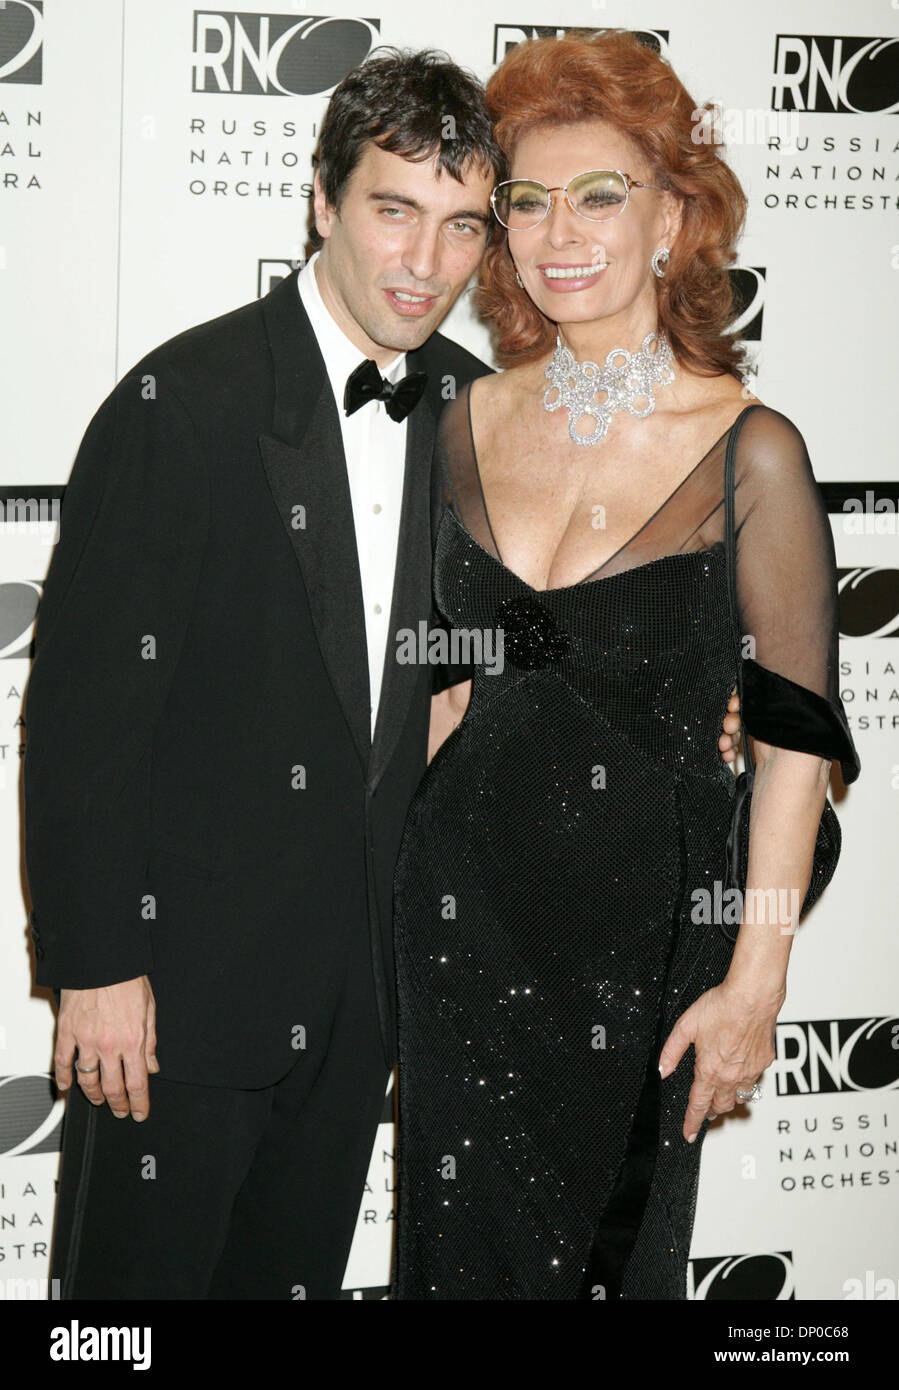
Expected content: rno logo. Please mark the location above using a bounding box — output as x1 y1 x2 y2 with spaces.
0 1075 64 1155
775 1017 899 1097
0 580 42 660
257 257 305 297
493 27 669 64
192 12 379 96
772 35 899 114
728 266 765 343
837 568 899 640
689 1253 795 1301
0 0 43 85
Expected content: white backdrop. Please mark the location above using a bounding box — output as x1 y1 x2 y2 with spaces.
0 0 896 1301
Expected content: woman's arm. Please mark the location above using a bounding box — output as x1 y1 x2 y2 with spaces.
662 739 831 1142
659 740 833 1143
727 739 831 994
659 405 860 1141
428 680 472 763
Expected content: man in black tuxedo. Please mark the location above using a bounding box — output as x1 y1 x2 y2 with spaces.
25 46 742 1300
24 48 501 1300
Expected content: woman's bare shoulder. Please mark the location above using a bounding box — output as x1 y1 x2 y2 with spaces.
683 376 821 483
675 370 765 438
469 358 548 418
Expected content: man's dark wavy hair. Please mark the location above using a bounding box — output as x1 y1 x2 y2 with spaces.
307 46 506 249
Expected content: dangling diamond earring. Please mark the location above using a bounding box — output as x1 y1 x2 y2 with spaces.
651 246 670 278
515 268 523 288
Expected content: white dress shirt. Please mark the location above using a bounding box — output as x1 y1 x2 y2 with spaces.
297 251 408 740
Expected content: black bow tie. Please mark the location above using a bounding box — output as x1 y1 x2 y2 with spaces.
344 358 428 423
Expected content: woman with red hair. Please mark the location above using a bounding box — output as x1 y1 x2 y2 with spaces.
392 30 859 1300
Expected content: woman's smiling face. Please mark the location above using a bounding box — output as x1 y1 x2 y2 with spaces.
505 120 681 333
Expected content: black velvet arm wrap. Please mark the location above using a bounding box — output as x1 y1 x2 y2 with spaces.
741 657 861 785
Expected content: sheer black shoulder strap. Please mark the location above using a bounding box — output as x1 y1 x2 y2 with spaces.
727 404 860 784
434 380 501 559
724 405 760 775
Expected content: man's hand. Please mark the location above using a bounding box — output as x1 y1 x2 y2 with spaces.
719 685 741 764
55 976 158 1121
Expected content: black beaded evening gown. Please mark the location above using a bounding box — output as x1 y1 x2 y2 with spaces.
392 391 860 1301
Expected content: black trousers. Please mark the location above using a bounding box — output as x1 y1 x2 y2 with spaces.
49 919 391 1300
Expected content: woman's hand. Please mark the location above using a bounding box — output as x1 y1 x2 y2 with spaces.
658 978 783 1143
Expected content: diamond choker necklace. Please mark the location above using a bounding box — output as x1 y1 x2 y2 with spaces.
543 330 676 446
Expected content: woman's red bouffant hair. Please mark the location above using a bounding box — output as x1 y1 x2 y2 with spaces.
477 31 748 377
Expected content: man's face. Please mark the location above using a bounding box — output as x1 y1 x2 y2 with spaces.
313 142 494 365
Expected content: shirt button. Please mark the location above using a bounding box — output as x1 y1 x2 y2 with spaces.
373 503 382 514
374 603 382 614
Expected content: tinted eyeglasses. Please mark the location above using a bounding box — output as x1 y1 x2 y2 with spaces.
490 169 664 230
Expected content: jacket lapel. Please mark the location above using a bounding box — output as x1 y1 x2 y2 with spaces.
257 271 371 774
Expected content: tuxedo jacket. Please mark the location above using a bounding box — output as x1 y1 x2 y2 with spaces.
24 268 492 1088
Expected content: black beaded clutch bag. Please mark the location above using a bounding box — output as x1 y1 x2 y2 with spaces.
722 410 842 929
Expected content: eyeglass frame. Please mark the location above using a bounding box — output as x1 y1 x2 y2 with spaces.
489 169 666 230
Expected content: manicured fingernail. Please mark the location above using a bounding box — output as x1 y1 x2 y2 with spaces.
687 1133 697 1144
134 1114 146 1123
112 1110 128 1119
658 1064 665 1077
56 1082 68 1091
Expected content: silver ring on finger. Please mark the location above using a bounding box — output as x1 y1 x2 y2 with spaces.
735 1080 762 1103
75 1062 100 1073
